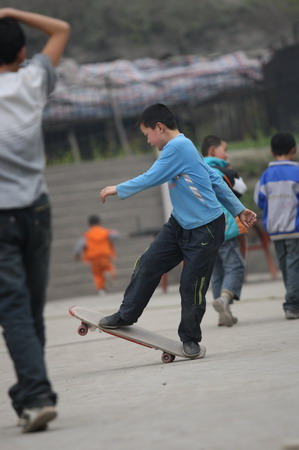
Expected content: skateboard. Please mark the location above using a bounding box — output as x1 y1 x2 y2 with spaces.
69 306 206 364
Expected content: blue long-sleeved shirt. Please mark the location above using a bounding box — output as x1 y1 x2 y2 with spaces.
117 134 245 229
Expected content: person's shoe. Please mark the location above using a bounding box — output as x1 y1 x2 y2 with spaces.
17 415 48 431
21 406 57 433
183 341 201 358
212 297 234 327
218 315 238 326
285 310 299 320
99 312 134 329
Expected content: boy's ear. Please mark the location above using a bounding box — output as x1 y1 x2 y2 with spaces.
155 122 166 133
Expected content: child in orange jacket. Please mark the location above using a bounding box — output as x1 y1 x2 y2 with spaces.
74 215 119 294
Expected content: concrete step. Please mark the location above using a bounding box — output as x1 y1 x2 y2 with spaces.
45 155 156 186
49 242 152 274
47 263 182 301
51 198 163 228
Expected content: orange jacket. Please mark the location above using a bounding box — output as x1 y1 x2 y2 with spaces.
83 226 116 262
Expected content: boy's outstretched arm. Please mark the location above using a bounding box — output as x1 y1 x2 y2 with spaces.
0 8 70 66
238 208 257 229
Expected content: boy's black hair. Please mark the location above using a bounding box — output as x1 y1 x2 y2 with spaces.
201 135 224 157
136 103 177 130
0 18 26 65
88 215 101 226
271 132 296 156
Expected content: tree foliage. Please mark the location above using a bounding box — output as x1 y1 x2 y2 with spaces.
5 0 299 62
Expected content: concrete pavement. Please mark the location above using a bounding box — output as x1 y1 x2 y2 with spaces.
0 276 299 450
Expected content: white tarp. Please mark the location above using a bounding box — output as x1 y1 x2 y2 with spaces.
44 51 263 121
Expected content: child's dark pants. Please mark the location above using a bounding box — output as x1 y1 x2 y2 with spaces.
119 214 225 343
0 194 57 416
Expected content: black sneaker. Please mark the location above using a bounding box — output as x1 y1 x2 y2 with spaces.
183 341 201 358
99 312 134 329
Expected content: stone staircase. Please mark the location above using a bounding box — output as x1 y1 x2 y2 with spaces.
45 152 278 301
45 155 180 301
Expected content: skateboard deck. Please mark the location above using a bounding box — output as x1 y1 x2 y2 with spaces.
69 306 206 363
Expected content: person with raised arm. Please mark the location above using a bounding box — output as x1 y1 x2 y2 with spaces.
0 8 70 433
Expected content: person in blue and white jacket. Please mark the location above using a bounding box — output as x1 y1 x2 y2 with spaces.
255 132 299 320
99 103 257 358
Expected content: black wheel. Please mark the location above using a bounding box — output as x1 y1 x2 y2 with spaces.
161 352 176 363
78 323 88 336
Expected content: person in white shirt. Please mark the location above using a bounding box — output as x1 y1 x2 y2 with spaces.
0 8 70 433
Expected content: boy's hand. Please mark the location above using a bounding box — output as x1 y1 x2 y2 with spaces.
238 209 257 229
100 186 117 203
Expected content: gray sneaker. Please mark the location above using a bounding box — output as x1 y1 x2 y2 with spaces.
18 415 48 432
218 315 238 326
212 297 234 327
285 310 299 320
21 406 57 433
183 341 200 358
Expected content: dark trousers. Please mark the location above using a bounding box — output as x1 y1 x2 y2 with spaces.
274 238 299 313
119 214 225 343
0 194 56 416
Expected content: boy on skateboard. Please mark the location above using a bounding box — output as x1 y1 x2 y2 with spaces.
99 103 257 358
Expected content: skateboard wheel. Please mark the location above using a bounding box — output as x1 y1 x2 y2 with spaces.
78 323 88 336
161 352 175 363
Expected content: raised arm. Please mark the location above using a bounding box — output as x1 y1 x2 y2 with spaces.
0 8 70 66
